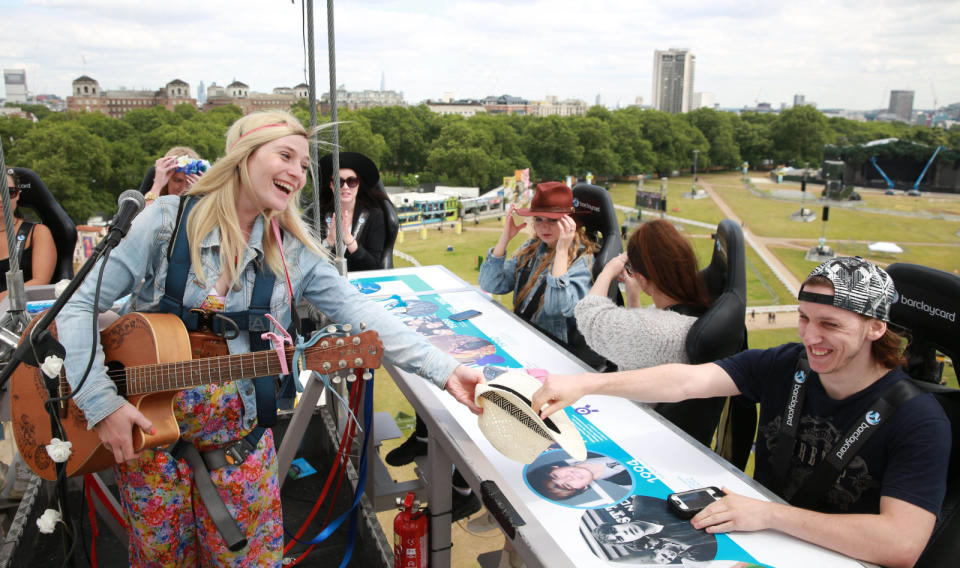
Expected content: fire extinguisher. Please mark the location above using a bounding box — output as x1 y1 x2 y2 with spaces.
394 491 428 568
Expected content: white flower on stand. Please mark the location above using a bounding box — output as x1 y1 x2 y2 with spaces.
37 508 62 534
40 355 64 379
45 438 73 463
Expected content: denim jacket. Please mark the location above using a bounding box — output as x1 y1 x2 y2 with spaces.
57 196 459 429
478 238 593 343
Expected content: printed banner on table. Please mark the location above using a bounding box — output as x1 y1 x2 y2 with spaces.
359 268 862 568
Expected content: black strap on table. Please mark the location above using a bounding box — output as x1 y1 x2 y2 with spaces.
772 353 924 507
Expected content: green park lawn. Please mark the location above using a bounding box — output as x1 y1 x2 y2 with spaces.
703 172 960 244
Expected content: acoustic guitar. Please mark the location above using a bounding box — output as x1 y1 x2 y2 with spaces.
9 312 383 480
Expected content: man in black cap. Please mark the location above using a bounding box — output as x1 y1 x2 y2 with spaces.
533 257 950 568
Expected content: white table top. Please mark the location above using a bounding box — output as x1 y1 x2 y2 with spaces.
352 266 867 568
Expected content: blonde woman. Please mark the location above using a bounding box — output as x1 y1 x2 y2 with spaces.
56 110 482 566
144 146 204 201
479 181 597 347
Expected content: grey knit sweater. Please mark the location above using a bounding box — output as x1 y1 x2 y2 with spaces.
574 295 697 370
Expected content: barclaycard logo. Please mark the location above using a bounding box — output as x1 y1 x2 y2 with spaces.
794 370 807 384
572 197 600 212
866 410 881 425
896 292 956 322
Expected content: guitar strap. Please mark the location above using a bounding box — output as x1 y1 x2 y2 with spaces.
157 196 279 432
158 196 288 548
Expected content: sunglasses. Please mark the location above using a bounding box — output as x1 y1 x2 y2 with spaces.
333 176 359 189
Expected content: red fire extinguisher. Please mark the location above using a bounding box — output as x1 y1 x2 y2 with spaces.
394 491 428 568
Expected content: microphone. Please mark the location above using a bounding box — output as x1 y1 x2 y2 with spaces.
103 189 146 247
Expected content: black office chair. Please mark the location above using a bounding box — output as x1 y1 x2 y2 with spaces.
572 183 623 303
138 165 157 195
380 191 399 269
656 219 749 448
10 167 77 282
885 263 960 568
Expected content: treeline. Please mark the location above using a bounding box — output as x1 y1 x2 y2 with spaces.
2 100 959 223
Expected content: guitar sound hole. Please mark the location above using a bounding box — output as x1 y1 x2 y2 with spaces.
106 360 127 397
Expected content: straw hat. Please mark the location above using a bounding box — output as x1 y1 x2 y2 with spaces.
474 371 587 463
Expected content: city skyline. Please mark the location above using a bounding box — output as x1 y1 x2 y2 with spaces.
1 0 958 111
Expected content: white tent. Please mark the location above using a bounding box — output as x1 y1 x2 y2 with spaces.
868 242 903 253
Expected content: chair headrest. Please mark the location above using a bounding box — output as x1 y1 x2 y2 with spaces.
9 167 77 281
571 183 617 239
139 166 157 194
886 263 960 363
698 219 747 300
686 219 748 364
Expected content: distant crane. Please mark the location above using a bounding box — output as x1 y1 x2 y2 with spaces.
869 157 896 191
911 145 944 195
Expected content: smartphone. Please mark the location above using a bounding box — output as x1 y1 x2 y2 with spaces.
449 309 482 321
667 487 725 519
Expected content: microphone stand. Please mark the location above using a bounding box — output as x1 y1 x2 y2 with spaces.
0 143 31 342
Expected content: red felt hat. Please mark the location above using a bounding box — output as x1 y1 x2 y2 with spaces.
515 181 576 218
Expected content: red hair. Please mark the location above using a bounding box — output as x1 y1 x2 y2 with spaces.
627 220 709 309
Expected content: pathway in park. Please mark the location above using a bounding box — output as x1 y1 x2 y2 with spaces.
696 177 802 296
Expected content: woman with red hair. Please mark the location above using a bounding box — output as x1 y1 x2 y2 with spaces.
575 219 709 370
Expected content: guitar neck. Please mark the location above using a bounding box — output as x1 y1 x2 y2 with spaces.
125 349 290 396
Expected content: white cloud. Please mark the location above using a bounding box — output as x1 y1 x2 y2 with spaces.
1 0 958 110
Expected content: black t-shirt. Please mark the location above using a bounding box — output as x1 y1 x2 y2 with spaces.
716 343 951 515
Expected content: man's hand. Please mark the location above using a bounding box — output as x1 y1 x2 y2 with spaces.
94 403 155 464
531 373 592 419
691 487 774 533
444 365 485 414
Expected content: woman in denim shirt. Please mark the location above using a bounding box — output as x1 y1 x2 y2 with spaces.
478 182 596 345
55 110 482 567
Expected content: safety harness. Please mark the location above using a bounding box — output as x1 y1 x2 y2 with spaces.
159 196 288 550
770 352 923 509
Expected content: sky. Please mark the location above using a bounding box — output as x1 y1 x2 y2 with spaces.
2 0 959 111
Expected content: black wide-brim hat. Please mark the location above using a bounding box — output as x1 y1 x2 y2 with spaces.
318 151 381 189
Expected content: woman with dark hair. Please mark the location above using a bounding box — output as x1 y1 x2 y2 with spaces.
575 219 709 370
318 151 389 271
0 168 56 300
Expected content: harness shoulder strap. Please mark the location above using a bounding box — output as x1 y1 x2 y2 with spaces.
789 378 923 508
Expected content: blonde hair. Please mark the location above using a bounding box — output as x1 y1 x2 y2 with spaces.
158 146 201 196
513 230 597 312
184 110 329 287
164 146 200 159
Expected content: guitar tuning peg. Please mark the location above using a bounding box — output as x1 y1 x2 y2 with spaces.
352 337 361 345
331 374 341 384
335 338 345 347
320 340 329 349
346 372 357 383
342 323 352 332
359 322 366 331
322 362 332 372
362 371 373 380
326 325 337 334
353 358 363 367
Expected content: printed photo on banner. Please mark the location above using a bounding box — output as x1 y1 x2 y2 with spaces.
525 450 634 508
580 495 717 565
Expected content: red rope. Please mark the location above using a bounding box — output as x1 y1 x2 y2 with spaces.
84 478 98 568
283 370 364 560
